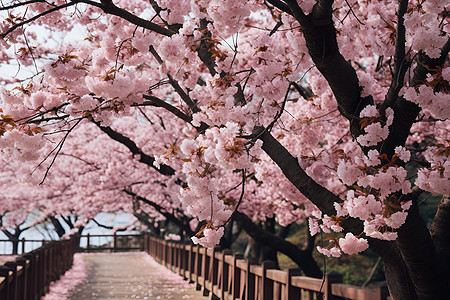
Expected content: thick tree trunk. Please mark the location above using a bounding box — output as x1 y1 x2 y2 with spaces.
431 196 450 288
369 239 418 300
257 129 420 298
396 205 450 298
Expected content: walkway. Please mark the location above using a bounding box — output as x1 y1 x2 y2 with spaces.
68 252 206 300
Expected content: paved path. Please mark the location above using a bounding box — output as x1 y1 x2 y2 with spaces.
68 252 206 300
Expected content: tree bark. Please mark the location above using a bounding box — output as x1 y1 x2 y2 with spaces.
431 196 450 288
396 204 450 298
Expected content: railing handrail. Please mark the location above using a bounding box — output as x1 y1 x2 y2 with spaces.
0 238 46 256
0 235 79 300
0 239 44 242
143 234 392 300
78 233 144 252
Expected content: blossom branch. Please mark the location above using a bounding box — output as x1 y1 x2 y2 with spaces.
148 46 199 113
0 0 46 11
140 95 193 124
123 189 194 236
265 0 292 15
383 0 409 108
92 121 176 176
253 126 342 215
379 38 450 157
289 0 373 139
1 1 77 39
74 0 175 37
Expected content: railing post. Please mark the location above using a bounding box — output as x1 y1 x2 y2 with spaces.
324 271 342 300
163 241 167 266
201 248 208 295
375 282 389 300
194 244 201 290
188 244 195 283
245 259 257 300
231 253 244 299
208 247 218 299
261 261 276 300
220 250 232 299
285 268 301 300
23 253 36 300
113 232 117 251
86 234 90 252
0 265 11 299
16 257 28 300
5 261 19 300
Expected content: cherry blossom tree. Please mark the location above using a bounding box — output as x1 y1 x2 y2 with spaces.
1 0 449 298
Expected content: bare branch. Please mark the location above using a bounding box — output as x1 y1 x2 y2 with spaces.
224 169 246 226
35 117 83 185
59 153 100 170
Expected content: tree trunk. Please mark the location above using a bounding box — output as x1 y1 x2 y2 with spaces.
49 216 66 238
396 205 450 298
11 239 19 255
369 239 418 300
431 196 450 288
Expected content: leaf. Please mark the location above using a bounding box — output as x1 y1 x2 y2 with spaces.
1 115 15 126
194 224 207 239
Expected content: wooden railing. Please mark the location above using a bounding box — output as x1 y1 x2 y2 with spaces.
0 239 45 255
78 233 143 252
143 235 391 300
0 235 79 300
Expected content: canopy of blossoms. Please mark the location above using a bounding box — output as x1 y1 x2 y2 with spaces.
1 1 449 298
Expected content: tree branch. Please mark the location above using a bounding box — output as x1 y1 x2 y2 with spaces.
288 0 373 139
383 0 409 107
380 38 450 157
92 121 176 176
76 0 175 37
1 1 77 39
254 126 341 215
0 0 45 10
265 0 292 15
123 189 194 236
140 95 193 124
233 211 322 278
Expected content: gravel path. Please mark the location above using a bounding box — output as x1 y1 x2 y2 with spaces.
68 252 206 300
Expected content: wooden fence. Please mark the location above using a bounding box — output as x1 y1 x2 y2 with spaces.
78 233 143 252
0 239 45 255
0 235 79 300
143 235 391 300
